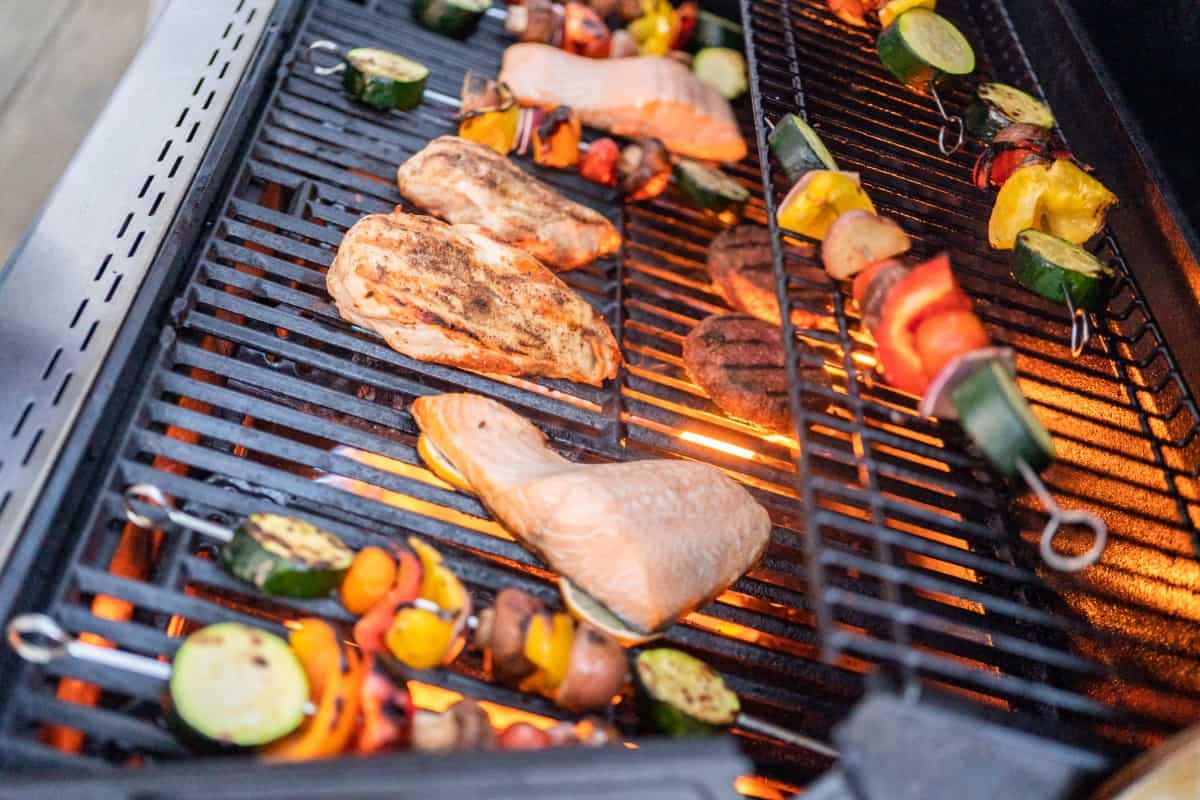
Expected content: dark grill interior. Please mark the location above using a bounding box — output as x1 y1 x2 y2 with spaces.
1 0 1198 794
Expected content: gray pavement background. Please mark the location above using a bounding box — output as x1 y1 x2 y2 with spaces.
0 0 151 265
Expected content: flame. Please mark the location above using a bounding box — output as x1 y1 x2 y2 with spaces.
678 431 758 461
736 775 798 800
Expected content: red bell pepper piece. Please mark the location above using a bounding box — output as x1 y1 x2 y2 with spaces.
670 2 698 50
578 137 620 187
353 549 422 655
914 309 991 380
356 656 415 754
852 258 896 306
563 2 611 58
875 253 974 396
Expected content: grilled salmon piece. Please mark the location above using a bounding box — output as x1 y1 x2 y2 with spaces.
706 226 828 329
396 136 620 271
684 314 831 431
411 393 772 633
327 212 620 386
499 44 747 163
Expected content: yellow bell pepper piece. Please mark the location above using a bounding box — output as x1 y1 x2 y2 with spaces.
628 0 677 56
1041 160 1117 244
523 612 575 693
385 606 456 671
879 0 936 29
776 170 876 240
988 160 1116 249
409 537 467 614
458 106 520 156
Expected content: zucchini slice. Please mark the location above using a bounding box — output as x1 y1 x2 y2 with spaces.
692 47 747 100
877 9 975 86
1012 229 1114 312
673 159 750 215
343 48 429 111
768 114 839 183
220 513 353 598
412 0 492 39
636 649 740 737
688 10 744 53
170 623 308 748
950 359 1055 476
965 83 1055 142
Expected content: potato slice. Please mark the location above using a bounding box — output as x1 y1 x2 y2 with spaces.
821 210 912 279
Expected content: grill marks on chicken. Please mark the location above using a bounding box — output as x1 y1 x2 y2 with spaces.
396 137 621 271
326 212 621 386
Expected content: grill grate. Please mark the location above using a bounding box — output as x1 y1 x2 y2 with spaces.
1 0 1198 791
744 0 1200 758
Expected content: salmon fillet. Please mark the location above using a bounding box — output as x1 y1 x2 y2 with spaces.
499 44 747 163
411 393 772 632
327 213 620 386
396 136 620 271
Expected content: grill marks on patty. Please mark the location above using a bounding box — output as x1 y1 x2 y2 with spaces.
706 226 826 329
683 314 796 432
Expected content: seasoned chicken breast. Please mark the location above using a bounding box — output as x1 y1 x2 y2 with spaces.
396 136 621 271
499 44 747 162
411 393 772 633
327 213 620 386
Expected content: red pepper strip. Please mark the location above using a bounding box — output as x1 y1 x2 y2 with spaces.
578 138 619 186
354 550 422 655
875 253 974 396
670 2 698 50
356 655 415 754
914 309 991 381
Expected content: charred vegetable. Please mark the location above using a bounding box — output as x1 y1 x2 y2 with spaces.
413 0 493 39
965 82 1054 143
876 8 974 86
853 258 910 333
878 0 935 28
777 170 875 240
507 0 562 44
1011 229 1115 312
692 47 747 100
170 623 308 748
618 138 672 201
673 159 749 215
578 137 620 186
533 106 583 168
951 358 1055 475
458 73 520 155
635 648 740 737
342 49 428 111
988 160 1117 249
412 700 496 752
356 660 414 754
768 114 839 183
687 10 743 52
220 513 353 598
563 2 611 57
821 210 911 279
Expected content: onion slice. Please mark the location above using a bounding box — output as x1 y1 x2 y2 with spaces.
919 347 1017 420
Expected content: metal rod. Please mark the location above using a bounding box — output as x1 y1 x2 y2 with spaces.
928 80 964 156
737 712 839 759
123 484 236 542
1062 281 1092 357
305 40 345 76
1015 460 1108 571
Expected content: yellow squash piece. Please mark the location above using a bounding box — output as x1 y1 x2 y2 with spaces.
523 612 575 692
989 160 1116 250
385 606 457 670
776 170 876 241
879 0 936 29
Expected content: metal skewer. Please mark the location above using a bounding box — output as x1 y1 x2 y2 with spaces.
1015 459 1107 571
1062 281 1092 357
737 712 839 758
928 80 964 156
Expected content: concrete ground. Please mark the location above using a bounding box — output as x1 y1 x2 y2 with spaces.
0 0 151 265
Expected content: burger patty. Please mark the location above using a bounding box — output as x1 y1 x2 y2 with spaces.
683 314 829 432
706 226 826 329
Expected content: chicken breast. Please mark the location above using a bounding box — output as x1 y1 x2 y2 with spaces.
396 136 620 271
411 393 772 632
499 44 747 163
327 213 620 386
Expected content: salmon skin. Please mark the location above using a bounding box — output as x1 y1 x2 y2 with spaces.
411 393 772 633
499 44 747 163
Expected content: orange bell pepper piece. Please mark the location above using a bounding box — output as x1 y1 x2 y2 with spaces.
263 634 367 760
288 617 340 699
354 549 422 654
341 546 397 615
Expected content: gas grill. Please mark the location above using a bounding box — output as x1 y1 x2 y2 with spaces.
0 0 1197 797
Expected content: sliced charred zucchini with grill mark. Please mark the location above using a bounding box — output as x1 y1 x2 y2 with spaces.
877 9 975 87
1012 229 1114 312
687 10 744 53
343 48 429 110
768 114 838 183
220 513 353 598
169 623 308 749
674 159 749 215
412 0 493 39
635 648 740 737
965 83 1055 142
